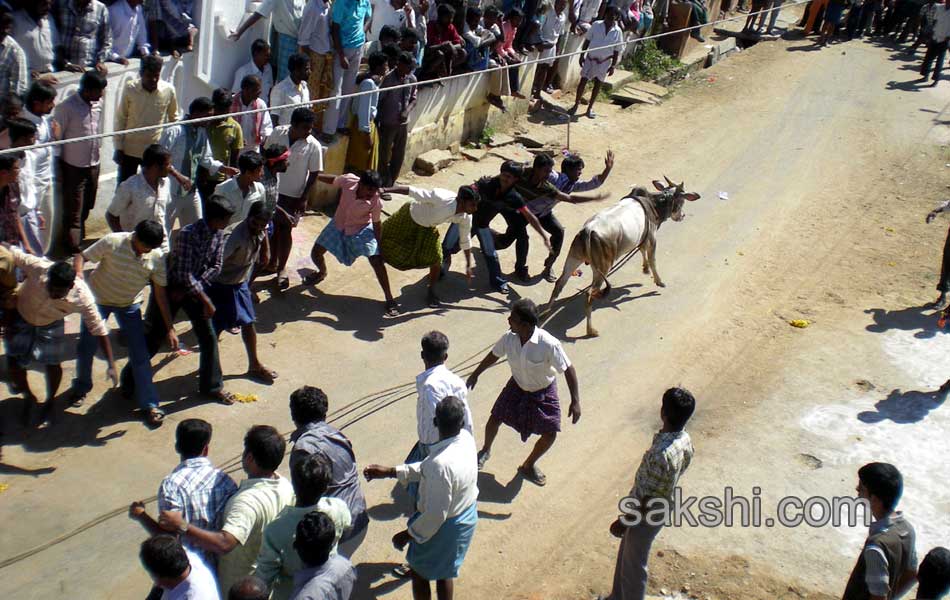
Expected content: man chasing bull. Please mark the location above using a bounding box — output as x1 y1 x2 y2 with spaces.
466 298 581 487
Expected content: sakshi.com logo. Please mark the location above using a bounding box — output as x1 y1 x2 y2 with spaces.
619 487 871 528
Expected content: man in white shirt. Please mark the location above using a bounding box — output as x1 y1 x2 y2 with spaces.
364 396 479 600
11 1 58 81
108 0 151 63
920 0 950 86
411 331 473 464
107 144 173 249
232 39 276 102
369 0 416 42
379 185 478 307
229 0 305 81
569 6 622 119
214 151 266 228
263 107 323 290
8 118 43 255
23 82 57 253
270 52 311 126
467 298 581 487
139 534 221 600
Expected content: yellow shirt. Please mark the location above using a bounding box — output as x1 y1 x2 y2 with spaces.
114 78 179 159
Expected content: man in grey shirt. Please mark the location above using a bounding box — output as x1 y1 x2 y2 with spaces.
289 512 356 600
205 199 278 384
289 385 369 559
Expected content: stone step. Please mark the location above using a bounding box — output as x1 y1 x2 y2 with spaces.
600 68 638 91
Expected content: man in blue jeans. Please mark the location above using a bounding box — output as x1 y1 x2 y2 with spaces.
441 161 550 293
70 220 178 427
122 198 237 407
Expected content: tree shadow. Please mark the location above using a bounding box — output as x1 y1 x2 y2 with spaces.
477 471 524 504
858 387 946 424
542 284 660 341
864 306 940 338
351 561 409 599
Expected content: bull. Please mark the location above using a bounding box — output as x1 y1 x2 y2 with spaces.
545 178 700 337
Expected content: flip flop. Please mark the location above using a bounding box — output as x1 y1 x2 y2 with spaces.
277 276 290 291
518 464 547 486
585 111 597 119
248 366 278 384
392 564 412 578
477 450 491 470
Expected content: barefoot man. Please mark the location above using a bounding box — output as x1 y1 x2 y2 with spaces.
466 298 580 486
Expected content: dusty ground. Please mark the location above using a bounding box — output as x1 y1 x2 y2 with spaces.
2 15 950 600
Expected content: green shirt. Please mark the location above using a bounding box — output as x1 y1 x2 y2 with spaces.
208 117 244 183
253 498 352 600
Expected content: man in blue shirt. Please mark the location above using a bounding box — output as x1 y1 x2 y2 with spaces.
321 0 371 141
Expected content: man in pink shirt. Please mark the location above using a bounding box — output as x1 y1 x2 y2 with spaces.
305 170 398 316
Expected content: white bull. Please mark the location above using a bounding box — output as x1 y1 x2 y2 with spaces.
545 178 700 337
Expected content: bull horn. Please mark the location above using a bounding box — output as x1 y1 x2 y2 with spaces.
678 181 685 192
663 175 675 188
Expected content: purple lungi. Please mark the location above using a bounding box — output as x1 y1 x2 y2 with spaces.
490 378 561 442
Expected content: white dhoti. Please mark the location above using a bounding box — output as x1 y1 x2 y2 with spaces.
581 56 613 82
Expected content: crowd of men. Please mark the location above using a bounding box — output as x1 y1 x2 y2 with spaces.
0 0 948 598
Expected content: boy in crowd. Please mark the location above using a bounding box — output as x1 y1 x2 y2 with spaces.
569 5 622 119
271 52 312 127
264 108 324 291
378 51 418 187
232 75 274 156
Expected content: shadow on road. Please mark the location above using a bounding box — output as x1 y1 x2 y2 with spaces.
885 79 928 92
351 562 408 599
477 471 524 504
864 305 940 338
543 283 660 341
858 387 947 424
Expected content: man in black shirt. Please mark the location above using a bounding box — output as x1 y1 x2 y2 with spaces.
441 161 550 293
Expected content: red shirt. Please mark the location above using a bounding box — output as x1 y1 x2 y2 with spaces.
426 21 463 46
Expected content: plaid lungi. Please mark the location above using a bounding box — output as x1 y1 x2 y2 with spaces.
274 32 299 81
4 312 66 367
380 204 442 271
316 219 379 266
490 378 561 441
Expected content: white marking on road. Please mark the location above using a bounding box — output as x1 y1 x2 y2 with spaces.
799 329 950 556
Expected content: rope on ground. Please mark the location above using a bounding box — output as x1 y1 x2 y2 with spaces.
0 0 809 157
0 231 647 569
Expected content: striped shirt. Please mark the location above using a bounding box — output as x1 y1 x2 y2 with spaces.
158 456 239 556
52 0 113 67
0 36 28 99
82 232 167 308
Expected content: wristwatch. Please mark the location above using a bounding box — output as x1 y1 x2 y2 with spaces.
177 519 189 535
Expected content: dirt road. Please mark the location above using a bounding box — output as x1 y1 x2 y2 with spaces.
2 26 949 600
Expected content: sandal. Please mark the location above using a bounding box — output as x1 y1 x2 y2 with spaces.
384 301 400 317
276 276 290 291
392 563 412 578
518 464 547 486
206 390 236 406
303 271 326 286
248 366 278 384
68 391 86 407
426 290 441 308
146 407 165 428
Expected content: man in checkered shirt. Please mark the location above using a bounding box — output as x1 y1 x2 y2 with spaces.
599 387 696 600
128 418 238 562
52 0 112 74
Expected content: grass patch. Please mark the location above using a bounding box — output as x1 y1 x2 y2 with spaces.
622 40 682 82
